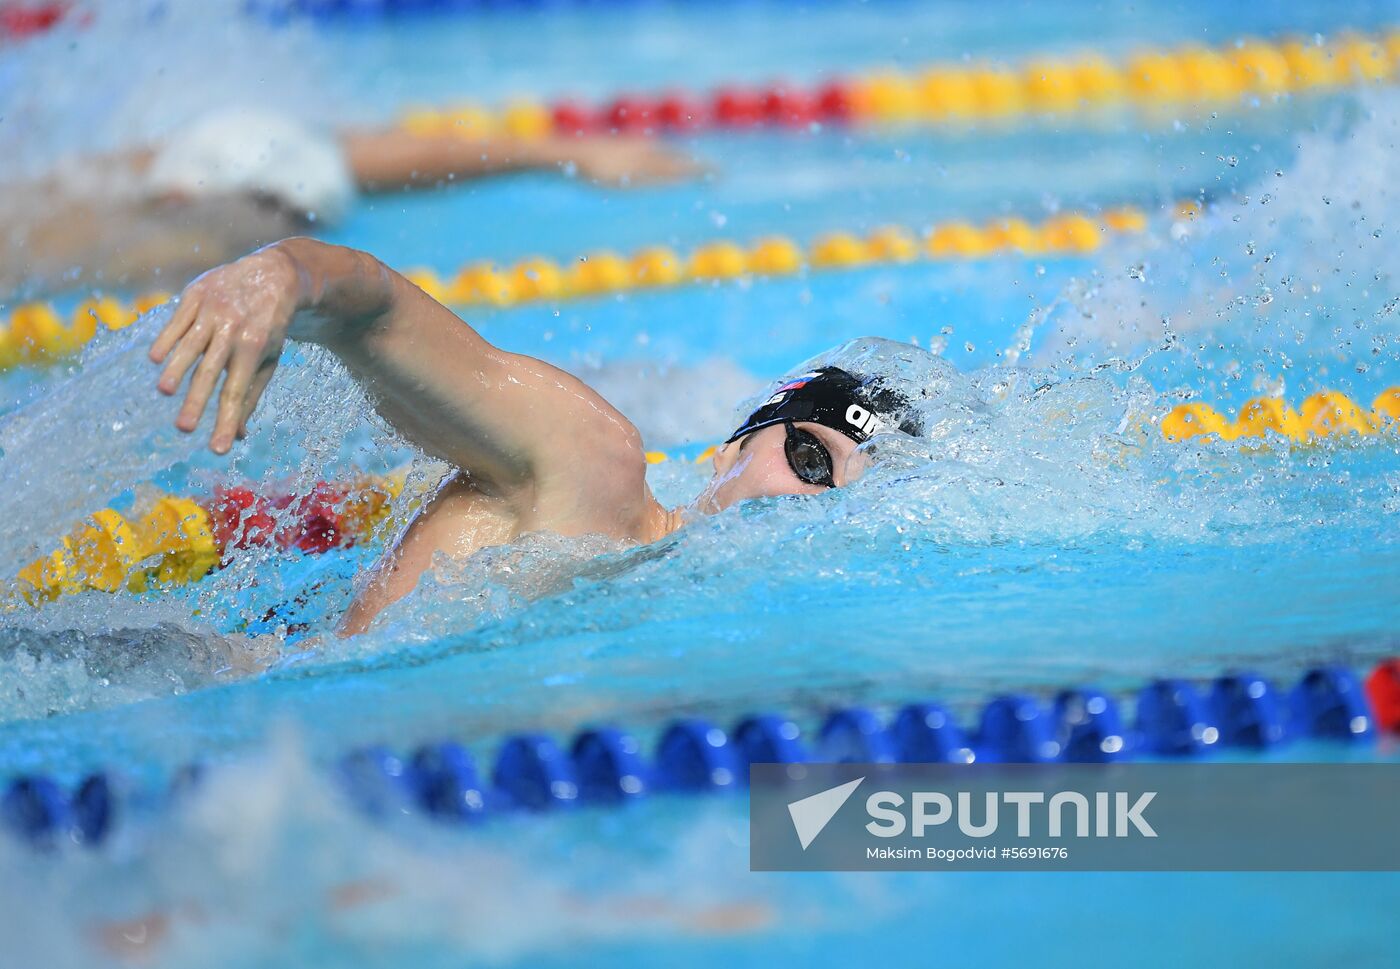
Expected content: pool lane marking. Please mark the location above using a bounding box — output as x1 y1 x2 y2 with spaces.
0 203 1164 373
395 30 1400 139
2 662 1397 849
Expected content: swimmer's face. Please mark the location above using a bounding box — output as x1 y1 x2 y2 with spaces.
695 422 871 513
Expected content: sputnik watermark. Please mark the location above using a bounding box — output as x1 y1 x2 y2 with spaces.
863 789 1156 839
787 776 864 850
750 763 1400 871
787 776 1154 852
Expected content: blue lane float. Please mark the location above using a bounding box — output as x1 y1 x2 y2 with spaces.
412 741 487 821
1053 689 1126 763
889 702 973 764
1289 666 1373 739
976 694 1060 763
492 733 578 811
0 665 1381 850
1209 671 1287 749
654 719 740 792
1134 678 1217 756
818 707 896 764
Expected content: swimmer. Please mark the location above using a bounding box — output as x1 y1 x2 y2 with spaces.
2 107 701 298
149 237 918 635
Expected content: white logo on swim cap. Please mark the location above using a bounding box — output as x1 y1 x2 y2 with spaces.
846 404 881 435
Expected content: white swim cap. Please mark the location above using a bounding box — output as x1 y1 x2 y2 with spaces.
147 107 355 224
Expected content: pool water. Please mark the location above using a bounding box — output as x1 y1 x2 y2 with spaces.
2 1 1400 966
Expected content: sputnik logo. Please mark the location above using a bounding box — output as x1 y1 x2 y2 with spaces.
787 776 864 850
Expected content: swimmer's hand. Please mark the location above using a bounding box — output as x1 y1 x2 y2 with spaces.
149 244 305 454
554 136 706 187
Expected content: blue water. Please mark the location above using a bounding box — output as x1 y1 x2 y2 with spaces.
2 1 1400 966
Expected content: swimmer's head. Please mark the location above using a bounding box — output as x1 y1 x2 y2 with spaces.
696 365 920 512
146 107 355 225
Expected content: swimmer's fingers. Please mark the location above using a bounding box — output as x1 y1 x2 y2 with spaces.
156 303 217 396
211 347 259 454
236 362 278 439
175 324 234 447
149 290 202 368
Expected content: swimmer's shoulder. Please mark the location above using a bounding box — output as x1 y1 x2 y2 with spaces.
528 411 661 539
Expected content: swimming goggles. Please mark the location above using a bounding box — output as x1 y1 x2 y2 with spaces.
783 420 836 488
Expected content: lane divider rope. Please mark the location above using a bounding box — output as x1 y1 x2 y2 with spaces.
7 478 401 606
395 30 1400 139
3 662 1397 849
398 207 1148 308
0 293 170 372
1161 389 1400 442
0 204 1159 373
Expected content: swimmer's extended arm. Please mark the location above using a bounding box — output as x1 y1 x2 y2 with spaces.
338 129 702 190
149 238 650 511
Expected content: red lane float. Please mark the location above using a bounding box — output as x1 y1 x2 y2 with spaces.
1365 659 1400 733
207 478 400 559
0 2 68 41
11 477 402 605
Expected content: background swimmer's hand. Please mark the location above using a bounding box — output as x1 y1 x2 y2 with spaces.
149 244 302 454
558 136 707 187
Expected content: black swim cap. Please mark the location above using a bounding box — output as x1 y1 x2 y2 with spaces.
725 366 916 445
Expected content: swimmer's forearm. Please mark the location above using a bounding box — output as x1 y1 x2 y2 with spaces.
274 237 491 367
269 238 538 482
339 129 697 192
340 130 570 192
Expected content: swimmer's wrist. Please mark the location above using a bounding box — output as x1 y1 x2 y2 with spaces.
267 237 321 312
264 238 326 342
271 238 396 344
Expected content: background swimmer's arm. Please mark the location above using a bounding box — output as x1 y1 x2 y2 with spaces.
339 128 702 190
150 238 649 509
